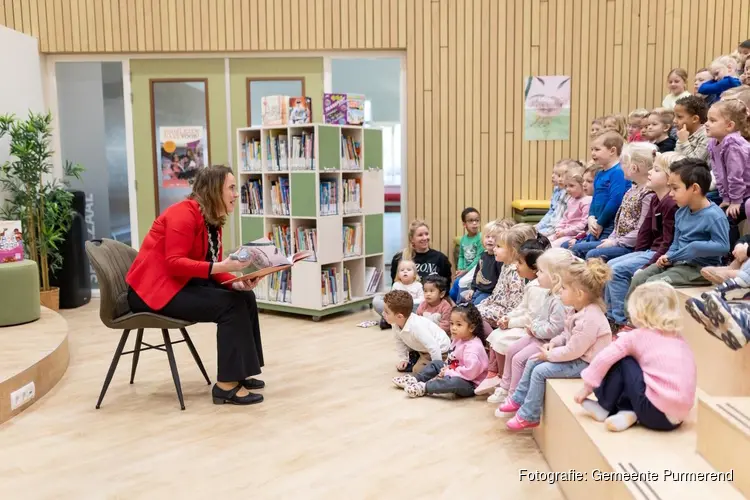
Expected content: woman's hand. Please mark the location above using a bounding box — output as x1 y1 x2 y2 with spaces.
213 256 247 274
232 277 259 291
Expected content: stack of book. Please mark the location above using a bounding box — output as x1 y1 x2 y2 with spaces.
341 136 362 169
240 137 262 172
240 179 263 215
319 180 338 216
342 224 362 257
269 224 292 257
257 270 292 303
294 226 318 260
342 178 362 214
365 267 383 295
290 131 315 170
321 267 341 306
342 268 352 302
269 177 290 215
266 133 288 171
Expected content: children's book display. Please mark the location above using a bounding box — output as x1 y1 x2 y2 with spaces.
222 238 313 285
323 93 365 125
0 221 24 263
261 96 313 126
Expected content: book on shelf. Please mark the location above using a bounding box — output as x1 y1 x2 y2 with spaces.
269 224 292 257
221 237 313 285
343 268 352 302
319 180 338 216
323 93 365 125
256 269 292 303
341 136 362 169
342 178 362 214
321 267 341 306
342 223 362 257
240 136 262 172
294 226 318 261
240 179 263 215
0 220 24 263
288 96 312 125
261 96 289 126
266 133 288 171
290 131 315 170
269 177 290 216
365 266 384 294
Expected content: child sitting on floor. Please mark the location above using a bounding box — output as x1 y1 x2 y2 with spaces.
551 164 592 248
373 259 424 323
486 248 574 406
536 160 574 237
383 290 451 373
577 281 696 432
475 235 554 397
393 304 489 399
498 258 612 430
461 220 510 306
417 275 453 334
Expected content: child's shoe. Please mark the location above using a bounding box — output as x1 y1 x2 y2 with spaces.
495 398 521 417
392 375 418 389
474 375 501 395
379 318 392 330
487 386 508 404
404 382 426 398
506 415 539 431
404 350 421 372
702 291 749 350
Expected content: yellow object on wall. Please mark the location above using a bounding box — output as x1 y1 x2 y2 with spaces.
1 0 747 257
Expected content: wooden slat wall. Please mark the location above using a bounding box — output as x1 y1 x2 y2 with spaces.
2 0 749 256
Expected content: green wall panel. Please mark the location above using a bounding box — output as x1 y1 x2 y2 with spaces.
240 216 265 244
291 172 317 217
363 129 383 170
365 214 384 255
317 125 341 171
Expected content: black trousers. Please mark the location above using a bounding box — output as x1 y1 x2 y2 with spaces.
128 279 264 383
593 356 679 431
725 200 748 251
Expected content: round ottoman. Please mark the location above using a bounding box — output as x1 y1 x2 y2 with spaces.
0 260 41 326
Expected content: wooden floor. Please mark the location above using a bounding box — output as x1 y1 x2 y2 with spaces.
0 300 562 499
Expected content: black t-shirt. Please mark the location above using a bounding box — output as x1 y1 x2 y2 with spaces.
655 136 676 153
390 249 452 284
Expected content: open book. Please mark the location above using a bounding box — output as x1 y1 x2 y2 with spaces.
220 238 314 285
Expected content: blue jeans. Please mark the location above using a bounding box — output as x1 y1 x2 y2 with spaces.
605 250 655 325
471 291 490 306
511 358 589 423
566 226 614 255
449 277 462 302
585 245 632 262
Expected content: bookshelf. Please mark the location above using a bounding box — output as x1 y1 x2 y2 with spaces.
236 124 386 320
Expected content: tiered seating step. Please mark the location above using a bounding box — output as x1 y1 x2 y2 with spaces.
535 380 742 500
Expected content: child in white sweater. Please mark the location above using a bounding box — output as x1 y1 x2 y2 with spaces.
373 259 424 319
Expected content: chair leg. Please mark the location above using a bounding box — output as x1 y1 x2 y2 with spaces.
180 328 211 385
96 329 131 409
129 328 144 384
162 329 186 410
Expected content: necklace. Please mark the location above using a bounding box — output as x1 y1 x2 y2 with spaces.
206 223 218 262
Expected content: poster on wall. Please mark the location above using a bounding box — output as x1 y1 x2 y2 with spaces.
159 126 208 188
523 76 571 141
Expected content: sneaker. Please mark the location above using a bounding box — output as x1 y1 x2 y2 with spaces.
495 398 521 417
716 277 750 295
487 387 508 404
703 292 749 350
474 376 501 395
404 381 426 398
392 375 418 389
506 415 540 431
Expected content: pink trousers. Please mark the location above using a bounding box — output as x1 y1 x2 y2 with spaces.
498 335 543 394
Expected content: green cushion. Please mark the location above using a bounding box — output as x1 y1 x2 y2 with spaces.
513 213 544 223
0 260 41 326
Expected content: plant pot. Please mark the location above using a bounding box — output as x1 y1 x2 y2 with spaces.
40 287 60 311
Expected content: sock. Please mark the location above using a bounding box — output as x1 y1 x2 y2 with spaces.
581 399 609 422
486 371 498 379
605 411 638 432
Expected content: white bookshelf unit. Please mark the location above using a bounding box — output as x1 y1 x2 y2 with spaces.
236 124 386 320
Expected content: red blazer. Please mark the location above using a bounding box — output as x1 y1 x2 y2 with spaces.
126 199 236 310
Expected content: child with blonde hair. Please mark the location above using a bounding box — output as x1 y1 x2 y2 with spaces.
662 68 692 110
486 248 573 405
461 219 514 306
536 160 576 237
577 282 696 432
604 114 628 142
476 234 552 396
643 108 676 152
707 98 750 248
373 259 424 320
499 258 612 430
590 117 605 140
627 109 650 142
551 164 592 248
574 142 657 261
699 57 742 102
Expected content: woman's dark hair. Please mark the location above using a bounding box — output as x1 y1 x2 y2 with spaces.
188 165 234 227
452 303 485 341
423 275 449 299
518 234 551 271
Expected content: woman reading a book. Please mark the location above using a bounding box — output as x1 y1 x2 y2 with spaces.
126 165 266 406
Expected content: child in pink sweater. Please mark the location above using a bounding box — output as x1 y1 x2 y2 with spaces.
575 281 697 432
416 275 453 334
499 258 612 430
552 165 592 248
393 304 489 398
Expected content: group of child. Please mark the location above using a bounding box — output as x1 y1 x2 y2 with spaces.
372 39 750 435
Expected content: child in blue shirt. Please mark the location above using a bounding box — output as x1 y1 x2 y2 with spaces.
628 158 730 298
699 57 742 100
568 131 631 258
536 160 574 236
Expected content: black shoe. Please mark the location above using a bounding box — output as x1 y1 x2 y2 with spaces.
240 378 265 390
212 384 264 405
404 350 421 372
379 318 392 330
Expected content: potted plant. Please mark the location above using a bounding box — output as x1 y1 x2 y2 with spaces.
0 111 84 311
